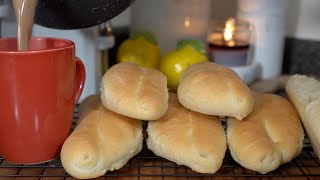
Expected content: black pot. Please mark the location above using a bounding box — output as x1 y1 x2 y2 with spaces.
34 0 135 29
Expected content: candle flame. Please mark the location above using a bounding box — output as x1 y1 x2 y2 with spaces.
224 19 235 46
184 17 190 29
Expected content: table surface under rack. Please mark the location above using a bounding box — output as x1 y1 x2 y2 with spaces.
0 107 319 180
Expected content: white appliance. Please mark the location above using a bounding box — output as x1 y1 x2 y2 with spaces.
0 0 9 37
237 0 288 79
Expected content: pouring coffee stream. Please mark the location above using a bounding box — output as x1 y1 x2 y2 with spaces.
13 0 38 51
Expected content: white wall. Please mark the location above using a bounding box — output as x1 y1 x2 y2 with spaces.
286 0 320 40
112 0 320 41
110 0 238 27
211 0 320 41
110 7 132 27
211 0 237 19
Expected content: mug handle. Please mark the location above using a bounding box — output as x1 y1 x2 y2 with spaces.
74 57 86 105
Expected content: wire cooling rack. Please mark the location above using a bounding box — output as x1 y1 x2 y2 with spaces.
0 107 320 180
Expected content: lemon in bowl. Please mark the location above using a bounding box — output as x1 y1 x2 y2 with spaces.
117 31 160 69
160 40 209 92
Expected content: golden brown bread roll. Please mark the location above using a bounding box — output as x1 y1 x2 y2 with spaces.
285 75 320 158
76 94 100 125
147 92 226 173
177 62 254 120
101 62 168 120
227 92 304 174
61 95 143 179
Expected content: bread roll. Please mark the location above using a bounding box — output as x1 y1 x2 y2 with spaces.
285 74 320 158
177 62 254 120
61 95 143 179
147 92 226 173
76 94 100 125
101 62 168 120
227 92 304 174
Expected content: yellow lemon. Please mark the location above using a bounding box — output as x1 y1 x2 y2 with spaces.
117 32 160 69
160 40 208 92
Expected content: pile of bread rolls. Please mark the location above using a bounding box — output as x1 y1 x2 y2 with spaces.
60 62 314 179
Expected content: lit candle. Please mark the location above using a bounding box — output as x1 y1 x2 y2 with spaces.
207 18 251 67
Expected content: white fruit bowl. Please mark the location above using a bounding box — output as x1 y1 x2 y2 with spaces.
230 61 261 84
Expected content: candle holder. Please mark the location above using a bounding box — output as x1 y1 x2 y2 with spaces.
207 18 253 67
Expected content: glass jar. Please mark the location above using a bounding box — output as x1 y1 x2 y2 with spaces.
207 18 253 67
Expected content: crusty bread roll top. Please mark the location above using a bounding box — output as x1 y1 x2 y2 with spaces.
178 62 254 120
285 74 320 159
101 62 168 120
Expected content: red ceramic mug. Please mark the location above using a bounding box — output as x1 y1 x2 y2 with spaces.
0 37 86 164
